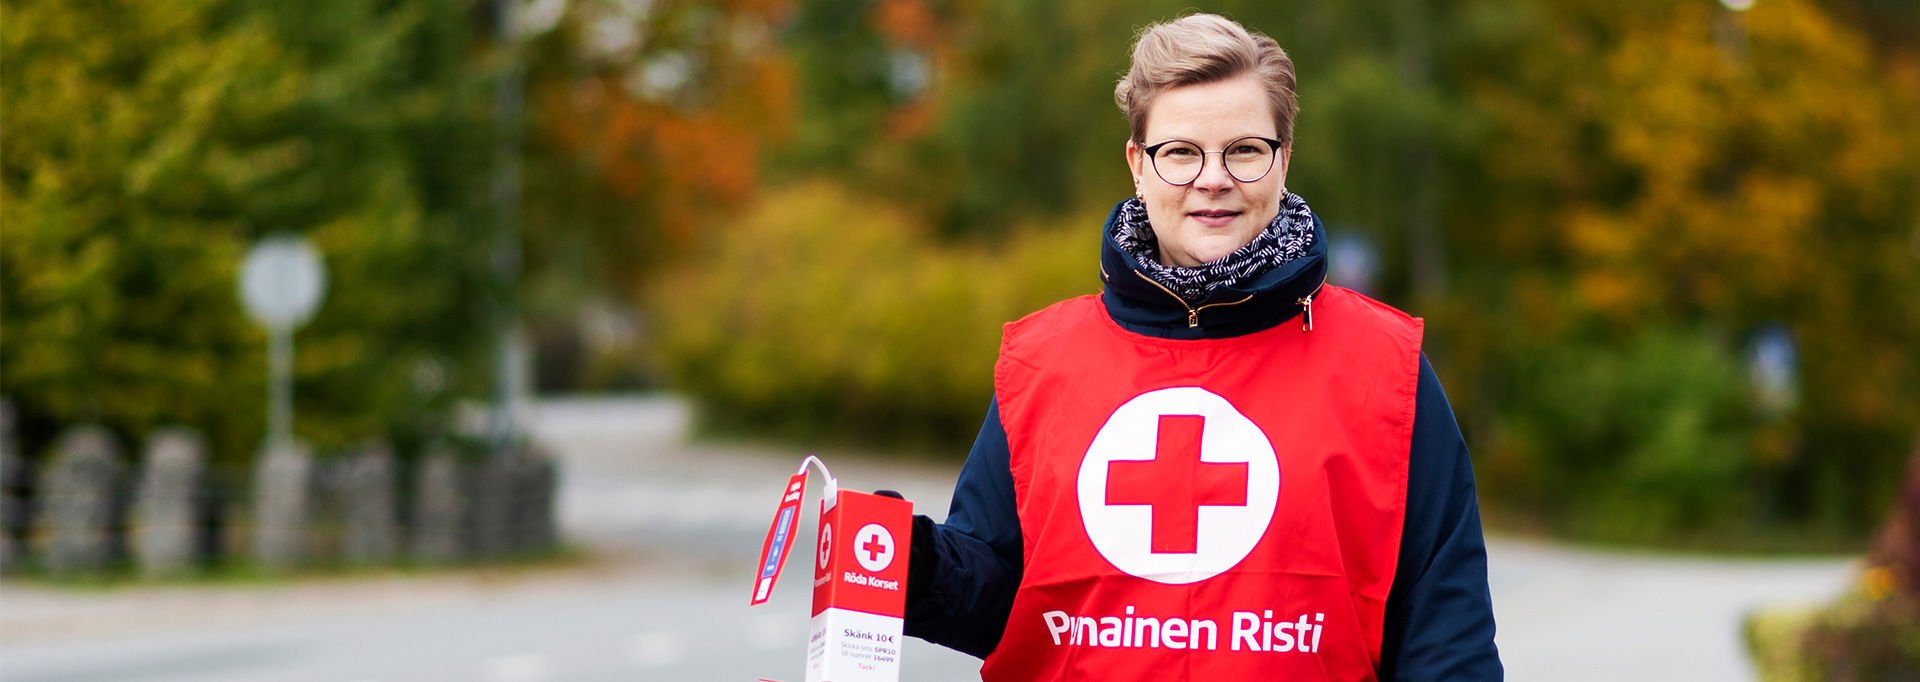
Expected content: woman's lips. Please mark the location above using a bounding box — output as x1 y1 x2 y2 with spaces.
1188 209 1241 228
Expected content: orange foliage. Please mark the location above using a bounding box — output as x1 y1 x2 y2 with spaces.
872 0 941 49
649 112 760 248
1475 0 1912 323
528 1 799 257
885 98 936 139
872 0 946 139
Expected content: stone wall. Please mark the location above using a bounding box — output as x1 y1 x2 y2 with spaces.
0 400 25 575
38 427 129 574
133 429 206 577
0 408 560 578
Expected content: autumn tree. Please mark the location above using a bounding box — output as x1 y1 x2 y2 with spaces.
516 0 794 303
1 0 497 463
1449 0 1920 539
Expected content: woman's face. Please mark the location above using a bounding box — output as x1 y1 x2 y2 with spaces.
1126 75 1291 268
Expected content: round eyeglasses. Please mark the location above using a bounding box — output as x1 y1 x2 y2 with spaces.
1140 136 1284 186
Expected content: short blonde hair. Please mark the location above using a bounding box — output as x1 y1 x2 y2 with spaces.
1114 14 1298 145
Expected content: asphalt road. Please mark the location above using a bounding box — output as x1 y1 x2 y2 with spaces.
0 396 1855 681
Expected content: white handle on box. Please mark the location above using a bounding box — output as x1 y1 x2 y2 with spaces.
799 454 838 511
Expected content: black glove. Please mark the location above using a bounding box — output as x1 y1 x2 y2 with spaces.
872 490 936 606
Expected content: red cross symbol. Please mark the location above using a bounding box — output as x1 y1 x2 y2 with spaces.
1105 415 1250 554
861 535 889 563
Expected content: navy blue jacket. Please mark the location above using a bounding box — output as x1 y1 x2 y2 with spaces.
903 200 1503 680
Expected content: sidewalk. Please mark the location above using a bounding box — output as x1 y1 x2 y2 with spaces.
1488 536 1851 680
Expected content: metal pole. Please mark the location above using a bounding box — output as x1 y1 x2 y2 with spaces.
269 327 292 451
1395 0 1447 298
490 0 524 451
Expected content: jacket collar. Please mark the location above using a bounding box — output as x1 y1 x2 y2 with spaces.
1097 198 1328 340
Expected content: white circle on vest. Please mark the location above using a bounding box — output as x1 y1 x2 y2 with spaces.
818 523 833 570
853 523 895 572
1077 386 1280 585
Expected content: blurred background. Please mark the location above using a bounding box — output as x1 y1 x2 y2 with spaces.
2 0 1917 680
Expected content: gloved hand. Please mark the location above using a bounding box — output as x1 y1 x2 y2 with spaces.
873 490 936 606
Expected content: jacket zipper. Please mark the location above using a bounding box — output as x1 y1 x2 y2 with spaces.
1295 277 1325 332
1131 271 1255 329
1297 274 1328 334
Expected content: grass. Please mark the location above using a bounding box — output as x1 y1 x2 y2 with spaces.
1481 506 1872 558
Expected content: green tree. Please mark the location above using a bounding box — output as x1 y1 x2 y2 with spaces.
1448 0 1920 538
2 0 497 464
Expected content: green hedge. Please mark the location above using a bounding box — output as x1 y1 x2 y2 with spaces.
651 183 1097 449
1478 328 1760 542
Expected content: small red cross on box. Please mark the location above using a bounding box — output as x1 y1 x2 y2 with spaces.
862 535 889 562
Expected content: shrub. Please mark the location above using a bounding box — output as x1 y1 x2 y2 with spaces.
1482 327 1758 541
1748 594 1920 681
650 182 1097 449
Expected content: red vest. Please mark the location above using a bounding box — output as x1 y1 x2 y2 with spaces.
980 286 1422 682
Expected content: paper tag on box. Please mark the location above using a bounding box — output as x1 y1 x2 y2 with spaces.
750 471 810 606
806 488 911 682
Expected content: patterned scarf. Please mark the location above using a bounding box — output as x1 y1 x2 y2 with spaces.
1111 192 1317 304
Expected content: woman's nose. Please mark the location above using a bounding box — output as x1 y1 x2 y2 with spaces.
1191 155 1236 193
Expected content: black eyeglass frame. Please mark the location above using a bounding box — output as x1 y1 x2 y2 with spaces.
1138 135 1286 186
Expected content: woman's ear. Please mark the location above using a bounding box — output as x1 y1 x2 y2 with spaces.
1275 143 1293 192
1125 139 1145 191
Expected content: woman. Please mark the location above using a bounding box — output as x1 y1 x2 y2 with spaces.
902 13 1502 681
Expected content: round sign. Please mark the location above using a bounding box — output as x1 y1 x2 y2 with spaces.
240 235 326 329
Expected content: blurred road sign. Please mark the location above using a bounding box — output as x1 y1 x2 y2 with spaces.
240 236 326 331
1746 323 1799 418
1328 231 1380 297
238 235 326 451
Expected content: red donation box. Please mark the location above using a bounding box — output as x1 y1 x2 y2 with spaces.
807 488 912 682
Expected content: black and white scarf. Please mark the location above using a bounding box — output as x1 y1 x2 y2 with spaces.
1111 192 1317 304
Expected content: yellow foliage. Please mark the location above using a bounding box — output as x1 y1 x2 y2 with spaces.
1863 565 1900 603
651 182 1099 445
1478 0 1915 322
